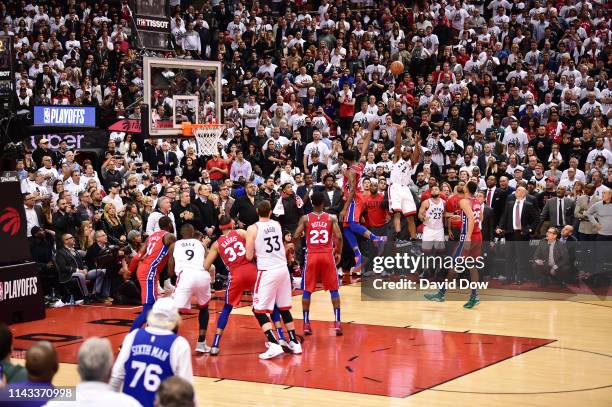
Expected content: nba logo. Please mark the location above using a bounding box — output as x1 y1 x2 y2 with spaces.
44 108 51 123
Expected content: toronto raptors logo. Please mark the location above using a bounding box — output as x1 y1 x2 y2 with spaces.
0 207 21 236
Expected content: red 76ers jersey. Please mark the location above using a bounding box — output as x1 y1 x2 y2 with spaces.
217 230 250 271
305 212 333 253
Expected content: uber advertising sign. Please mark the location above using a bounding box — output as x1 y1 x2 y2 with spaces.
0 262 45 324
29 130 108 151
34 106 96 127
136 15 170 33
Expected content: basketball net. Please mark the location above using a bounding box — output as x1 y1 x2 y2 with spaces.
193 124 225 156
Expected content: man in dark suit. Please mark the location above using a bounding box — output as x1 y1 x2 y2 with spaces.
532 227 571 286
55 233 105 302
286 131 305 171
156 142 179 178
496 186 540 284
230 181 260 228
539 185 575 231
477 144 499 175
320 174 343 215
482 175 507 226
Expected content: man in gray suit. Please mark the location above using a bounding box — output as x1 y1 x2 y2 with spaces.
532 227 571 286
539 185 575 231
574 183 599 241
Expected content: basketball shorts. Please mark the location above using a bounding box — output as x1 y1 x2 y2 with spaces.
389 184 416 215
253 265 292 313
303 251 338 293
172 269 212 310
137 264 160 305
344 199 364 225
421 227 446 251
453 233 483 259
226 263 258 306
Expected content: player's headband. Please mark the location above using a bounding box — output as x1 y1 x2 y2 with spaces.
220 220 234 230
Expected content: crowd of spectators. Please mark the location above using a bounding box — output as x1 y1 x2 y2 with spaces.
7 0 612 299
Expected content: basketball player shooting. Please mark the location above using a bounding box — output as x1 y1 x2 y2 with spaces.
390 125 421 246
246 201 302 359
167 224 213 353
340 127 387 275
125 216 176 332
204 215 289 356
293 191 343 336
425 181 482 308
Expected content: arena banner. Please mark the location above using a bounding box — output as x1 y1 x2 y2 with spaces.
135 15 170 33
33 106 97 127
361 240 611 301
0 181 31 265
29 129 108 151
108 118 142 133
0 262 45 324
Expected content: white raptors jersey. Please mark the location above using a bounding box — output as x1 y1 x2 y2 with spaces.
254 220 287 270
173 238 205 272
390 158 413 186
424 198 445 230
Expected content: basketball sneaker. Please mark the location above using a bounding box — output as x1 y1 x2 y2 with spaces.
195 341 211 353
210 346 220 356
287 340 302 355
334 321 343 336
424 292 445 302
259 342 285 359
375 236 387 255
163 279 175 294
303 322 313 335
350 255 363 275
278 339 292 353
463 296 480 309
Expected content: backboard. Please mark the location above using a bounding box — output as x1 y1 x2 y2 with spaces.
142 57 222 137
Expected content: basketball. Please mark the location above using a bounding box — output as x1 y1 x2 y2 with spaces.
390 60 404 75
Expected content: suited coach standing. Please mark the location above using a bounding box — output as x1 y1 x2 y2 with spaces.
539 185 575 231
496 186 540 284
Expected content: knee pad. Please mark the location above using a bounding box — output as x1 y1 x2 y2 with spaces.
254 310 271 326
279 310 293 324
330 290 340 299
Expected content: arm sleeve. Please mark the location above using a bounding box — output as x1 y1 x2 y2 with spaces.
109 330 137 392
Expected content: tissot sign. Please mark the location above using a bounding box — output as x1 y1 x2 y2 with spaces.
136 16 170 33
34 106 96 127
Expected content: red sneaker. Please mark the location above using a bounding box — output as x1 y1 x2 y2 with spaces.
334 321 343 336
303 322 312 335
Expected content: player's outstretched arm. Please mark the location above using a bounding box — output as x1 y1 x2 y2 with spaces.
410 131 421 166
418 198 430 222
330 214 343 261
292 215 308 245
245 224 257 261
459 198 475 242
167 243 176 278
204 241 219 272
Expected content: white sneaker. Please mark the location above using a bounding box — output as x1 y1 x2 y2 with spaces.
278 339 291 352
74 299 84 306
163 279 175 294
51 299 65 308
287 340 302 355
195 341 211 353
259 342 285 359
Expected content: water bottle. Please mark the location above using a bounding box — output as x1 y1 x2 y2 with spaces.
69 294 75 306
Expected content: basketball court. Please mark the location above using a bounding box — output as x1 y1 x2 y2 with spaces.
9 280 612 406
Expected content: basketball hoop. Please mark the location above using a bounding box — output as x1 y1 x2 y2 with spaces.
182 123 226 156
